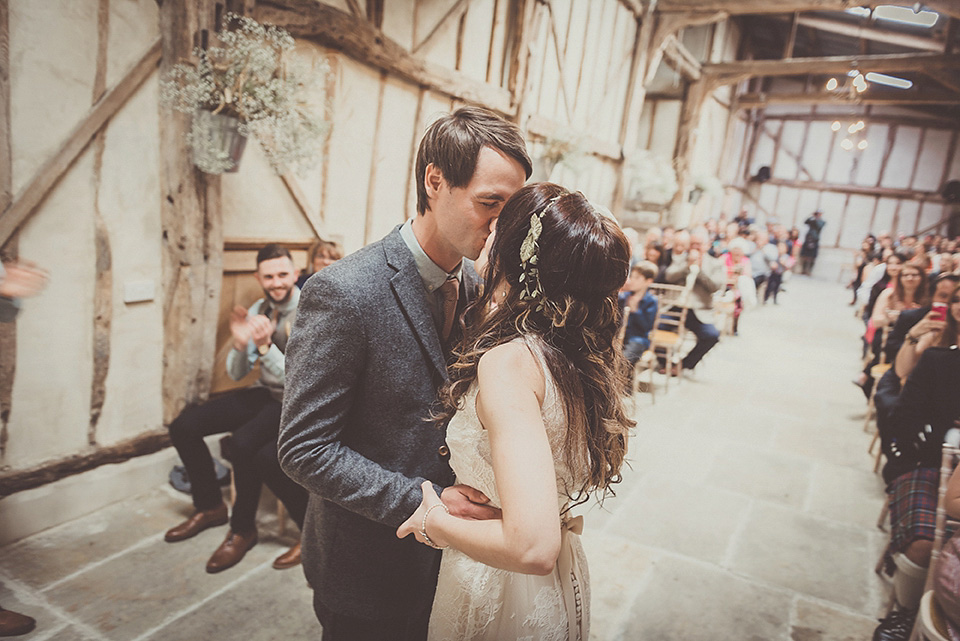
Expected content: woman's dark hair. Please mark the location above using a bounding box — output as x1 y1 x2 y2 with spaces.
439 183 633 506
936 283 960 347
893 259 930 308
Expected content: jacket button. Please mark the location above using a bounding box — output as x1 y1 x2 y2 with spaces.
438 445 449 456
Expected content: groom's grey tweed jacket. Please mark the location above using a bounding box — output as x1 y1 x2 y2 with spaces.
279 226 479 621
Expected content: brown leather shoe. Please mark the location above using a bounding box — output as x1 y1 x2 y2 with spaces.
164 504 228 542
205 529 257 573
272 541 301 570
0 607 36 636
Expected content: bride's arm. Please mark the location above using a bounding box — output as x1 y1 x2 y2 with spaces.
397 342 562 575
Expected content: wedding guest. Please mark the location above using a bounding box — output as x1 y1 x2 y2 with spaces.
397 183 633 640
164 245 307 573
620 260 659 368
296 238 343 289
279 106 530 641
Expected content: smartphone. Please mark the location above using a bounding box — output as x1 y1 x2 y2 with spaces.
932 302 947 322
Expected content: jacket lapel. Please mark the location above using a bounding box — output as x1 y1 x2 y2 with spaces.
383 229 448 380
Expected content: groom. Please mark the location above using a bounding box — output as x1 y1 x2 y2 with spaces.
279 107 531 640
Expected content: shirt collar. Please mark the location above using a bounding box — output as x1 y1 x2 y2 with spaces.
400 219 462 293
269 286 300 314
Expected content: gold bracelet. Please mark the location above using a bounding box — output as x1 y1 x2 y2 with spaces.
420 503 450 550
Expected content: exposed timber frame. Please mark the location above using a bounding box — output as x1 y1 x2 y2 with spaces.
159 0 224 424
254 0 515 115
656 0 960 21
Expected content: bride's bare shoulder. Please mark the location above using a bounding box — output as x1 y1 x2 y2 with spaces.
477 341 546 401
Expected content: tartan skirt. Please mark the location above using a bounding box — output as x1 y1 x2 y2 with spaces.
887 467 946 555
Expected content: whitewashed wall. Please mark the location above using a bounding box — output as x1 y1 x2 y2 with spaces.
2 0 644 479
740 80 960 246
6 0 164 469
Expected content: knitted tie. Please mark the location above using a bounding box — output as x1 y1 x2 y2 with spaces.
438 277 460 343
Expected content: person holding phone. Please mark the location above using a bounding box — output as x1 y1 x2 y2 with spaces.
894 279 960 384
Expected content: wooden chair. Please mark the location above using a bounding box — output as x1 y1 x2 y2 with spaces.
647 283 693 391
619 304 657 406
908 445 960 641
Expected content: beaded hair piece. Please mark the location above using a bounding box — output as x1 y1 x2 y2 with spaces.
519 192 566 311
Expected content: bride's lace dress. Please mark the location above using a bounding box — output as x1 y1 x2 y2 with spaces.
428 339 589 641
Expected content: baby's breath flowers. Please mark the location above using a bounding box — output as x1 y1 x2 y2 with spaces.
160 13 329 175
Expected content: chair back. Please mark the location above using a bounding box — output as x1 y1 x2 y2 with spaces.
648 283 692 345
927 444 960 591
616 305 630 350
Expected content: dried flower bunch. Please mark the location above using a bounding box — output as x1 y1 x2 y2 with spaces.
160 13 330 174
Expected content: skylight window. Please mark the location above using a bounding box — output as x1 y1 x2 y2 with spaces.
843 5 939 28
864 72 914 89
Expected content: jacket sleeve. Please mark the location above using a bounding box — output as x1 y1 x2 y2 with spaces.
635 295 658 333
278 274 428 528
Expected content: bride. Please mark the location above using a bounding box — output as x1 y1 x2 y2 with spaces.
397 183 634 640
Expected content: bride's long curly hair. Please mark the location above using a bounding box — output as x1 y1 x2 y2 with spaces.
439 182 634 506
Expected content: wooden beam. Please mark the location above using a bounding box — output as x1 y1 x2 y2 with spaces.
760 112 960 129
778 14 945 53
412 0 472 55
159 0 223 423
254 0 514 115
704 52 960 84
783 12 799 59
737 90 960 106
657 0 960 20
924 68 960 95
0 429 172 496
764 176 942 201
0 39 162 247
661 34 702 81
0 0 14 460
280 173 322 238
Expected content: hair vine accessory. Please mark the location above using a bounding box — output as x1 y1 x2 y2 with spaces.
519 193 566 311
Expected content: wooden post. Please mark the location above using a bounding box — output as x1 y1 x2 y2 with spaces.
89 0 113 446
159 0 224 424
611 10 653 217
669 77 716 221
783 12 799 59
0 0 14 459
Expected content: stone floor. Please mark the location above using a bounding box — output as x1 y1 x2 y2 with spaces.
0 271 889 640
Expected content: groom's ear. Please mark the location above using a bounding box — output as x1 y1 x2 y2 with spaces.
424 163 446 203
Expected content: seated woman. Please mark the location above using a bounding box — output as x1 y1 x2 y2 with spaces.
296 238 343 289
882 283 960 611
856 259 928 395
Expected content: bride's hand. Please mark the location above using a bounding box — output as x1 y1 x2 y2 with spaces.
397 481 449 548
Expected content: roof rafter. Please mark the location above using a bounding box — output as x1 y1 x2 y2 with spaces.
657 0 960 20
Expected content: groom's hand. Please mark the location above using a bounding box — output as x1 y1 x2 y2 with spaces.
441 485 501 520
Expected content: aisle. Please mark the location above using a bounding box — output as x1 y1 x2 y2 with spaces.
583 274 888 640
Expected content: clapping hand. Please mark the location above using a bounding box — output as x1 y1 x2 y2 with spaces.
248 313 276 349
0 261 48 299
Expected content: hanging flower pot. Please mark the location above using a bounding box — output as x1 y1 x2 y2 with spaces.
189 110 248 174
160 14 330 176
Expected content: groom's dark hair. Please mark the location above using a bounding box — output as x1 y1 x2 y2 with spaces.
415 106 532 216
